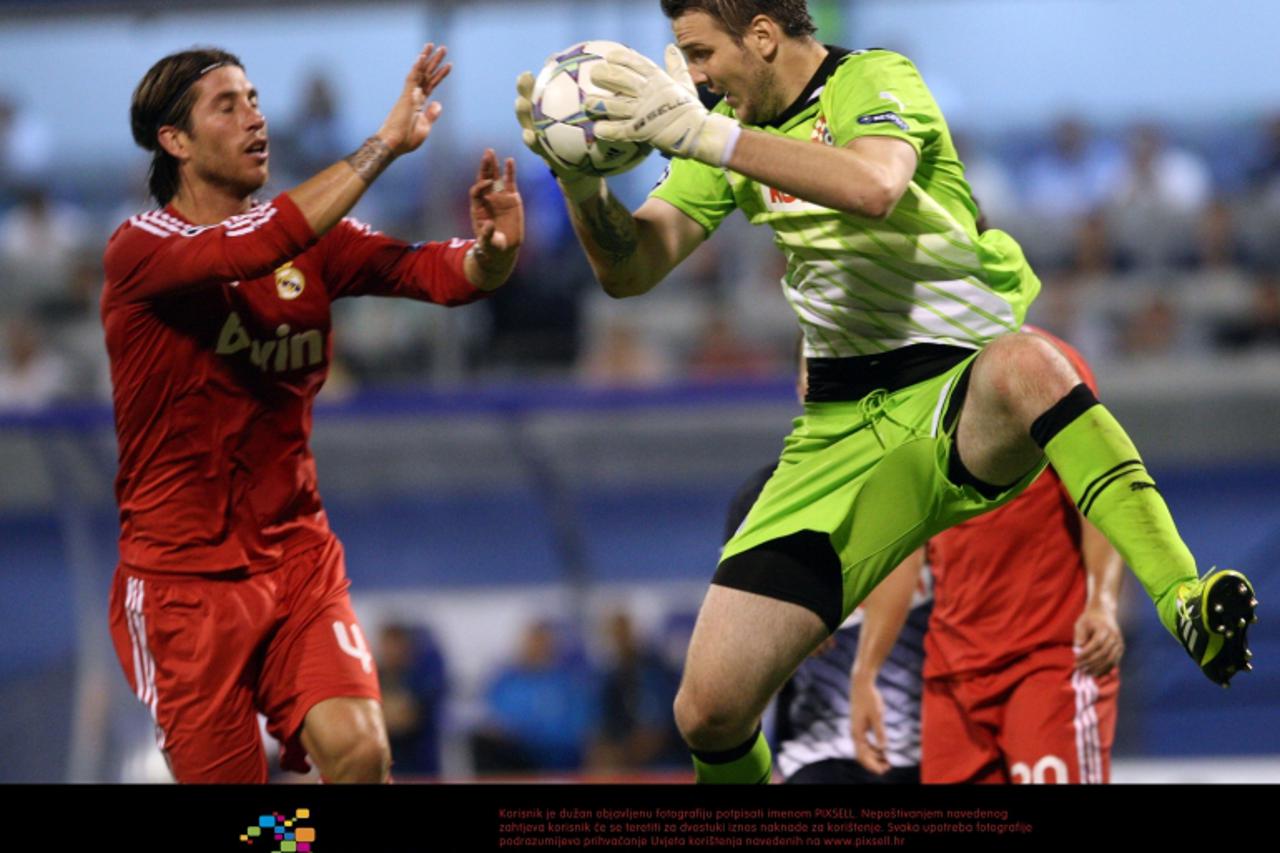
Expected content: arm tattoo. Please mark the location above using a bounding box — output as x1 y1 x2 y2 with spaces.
579 193 639 265
344 136 393 184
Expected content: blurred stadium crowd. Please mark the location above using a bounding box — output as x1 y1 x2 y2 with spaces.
2 74 1280 411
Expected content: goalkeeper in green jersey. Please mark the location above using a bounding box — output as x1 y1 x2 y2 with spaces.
515 0 1257 784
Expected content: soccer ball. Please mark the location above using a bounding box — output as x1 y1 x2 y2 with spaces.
531 40 653 177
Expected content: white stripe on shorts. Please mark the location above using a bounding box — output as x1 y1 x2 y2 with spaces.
125 577 160 728
1071 668 1102 783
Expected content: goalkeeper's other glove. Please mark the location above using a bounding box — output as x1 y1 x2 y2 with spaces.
514 70 603 203
590 44 741 167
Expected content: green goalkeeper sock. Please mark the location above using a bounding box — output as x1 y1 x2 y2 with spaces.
1032 385 1198 634
690 728 772 784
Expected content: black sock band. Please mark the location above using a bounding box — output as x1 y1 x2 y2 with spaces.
1030 384 1099 448
690 727 762 765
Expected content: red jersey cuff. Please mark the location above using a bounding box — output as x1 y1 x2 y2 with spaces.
438 238 489 305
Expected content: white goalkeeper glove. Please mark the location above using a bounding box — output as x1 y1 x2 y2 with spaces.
590 44 741 168
514 70 603 203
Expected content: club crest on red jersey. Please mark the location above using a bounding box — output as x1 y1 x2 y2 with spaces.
274 262 305 300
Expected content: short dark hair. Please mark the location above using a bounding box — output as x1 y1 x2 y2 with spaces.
660 0 817 41
130 47 243 205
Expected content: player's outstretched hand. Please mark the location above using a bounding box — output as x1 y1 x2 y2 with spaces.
850 677 890 776
467 149 522 289
590 44 739 167
378 44 452 156
1073 602 1124 676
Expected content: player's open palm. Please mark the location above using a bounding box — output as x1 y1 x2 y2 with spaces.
470 149 523 267
379 44 452 156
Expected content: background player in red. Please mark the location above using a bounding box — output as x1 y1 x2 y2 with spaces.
852 330 1125 783
102 44 523 782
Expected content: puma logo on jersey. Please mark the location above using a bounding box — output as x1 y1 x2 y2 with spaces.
879 91 905 111
215 311 323 372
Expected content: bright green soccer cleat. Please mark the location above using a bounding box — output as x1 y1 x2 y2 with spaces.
1172 569 1258 687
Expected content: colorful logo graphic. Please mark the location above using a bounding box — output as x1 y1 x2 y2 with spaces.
240 809 316 852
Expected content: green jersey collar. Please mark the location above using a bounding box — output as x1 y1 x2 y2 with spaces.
757 45 852 130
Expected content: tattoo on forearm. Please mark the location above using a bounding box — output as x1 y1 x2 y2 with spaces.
344 136 393 184
579 193 638 264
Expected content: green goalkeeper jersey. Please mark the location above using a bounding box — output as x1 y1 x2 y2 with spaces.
650 47 1039 358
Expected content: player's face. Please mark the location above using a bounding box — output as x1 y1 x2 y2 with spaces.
674 11 776 125
181 66 270 197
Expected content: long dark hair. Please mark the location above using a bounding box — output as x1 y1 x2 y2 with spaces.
130 47 243 204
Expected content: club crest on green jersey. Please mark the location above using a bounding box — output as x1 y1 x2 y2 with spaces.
811 115 834 146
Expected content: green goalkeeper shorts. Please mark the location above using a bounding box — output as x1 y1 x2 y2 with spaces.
718 352 1046 629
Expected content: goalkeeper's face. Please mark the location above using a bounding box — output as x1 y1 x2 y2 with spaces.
673 11 780 125
178 65 271 198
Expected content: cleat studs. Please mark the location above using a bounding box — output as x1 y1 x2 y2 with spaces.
1215 603 1225 613
1226 630 1235 638
1217 624 1226 632
1247 650 1254 660
1246 663 1254 671
1251 599 1258 607
1240 618 1248 628
1252 616 1259 624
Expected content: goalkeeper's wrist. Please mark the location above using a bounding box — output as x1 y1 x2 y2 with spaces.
557 172 605 205
691 113 742 168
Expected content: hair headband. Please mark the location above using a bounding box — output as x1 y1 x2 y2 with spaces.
154 60 234 135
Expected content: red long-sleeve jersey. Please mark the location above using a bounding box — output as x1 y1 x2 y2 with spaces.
924 330 1099 678
101 193 484 573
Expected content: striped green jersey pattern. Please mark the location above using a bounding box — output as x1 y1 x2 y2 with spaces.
650 49 1040 358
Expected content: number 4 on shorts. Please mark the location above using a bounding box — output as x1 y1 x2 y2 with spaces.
332 621 373 673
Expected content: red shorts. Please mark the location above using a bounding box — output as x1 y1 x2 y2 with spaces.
108 536 381 783
922 646 1118 784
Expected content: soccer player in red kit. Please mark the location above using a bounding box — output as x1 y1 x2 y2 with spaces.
852 330 1125 783
102 44 523 783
